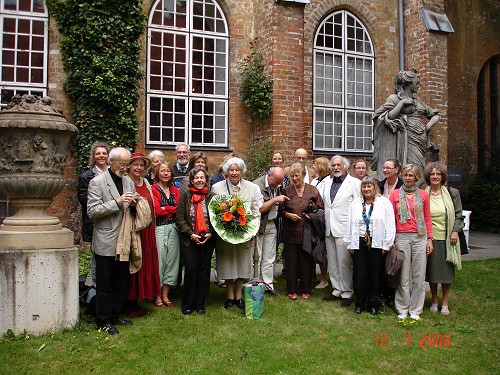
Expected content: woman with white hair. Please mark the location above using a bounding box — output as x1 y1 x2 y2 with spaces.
145 150 165 184
211 157 262 309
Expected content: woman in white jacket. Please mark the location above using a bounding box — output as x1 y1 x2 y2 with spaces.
344 176 395 315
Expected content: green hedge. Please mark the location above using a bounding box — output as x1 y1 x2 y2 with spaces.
462 179 500 233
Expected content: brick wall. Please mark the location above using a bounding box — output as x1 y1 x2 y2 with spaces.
446 0 500 186
404 0 449 165
40 0 499 242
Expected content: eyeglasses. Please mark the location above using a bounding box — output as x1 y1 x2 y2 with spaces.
355 167 366 170
383 167 396 170
114 159 130 168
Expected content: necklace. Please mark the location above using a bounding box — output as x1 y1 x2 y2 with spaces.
362 198 374 248
294 184 304 198
133 177 142 186
159 183 170 197
430 190 441 196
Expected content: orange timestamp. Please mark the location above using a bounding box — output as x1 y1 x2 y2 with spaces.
375 333 451 347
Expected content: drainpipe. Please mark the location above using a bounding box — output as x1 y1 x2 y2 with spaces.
398 0 404 70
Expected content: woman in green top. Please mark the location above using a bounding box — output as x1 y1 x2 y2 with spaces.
424 162 464 316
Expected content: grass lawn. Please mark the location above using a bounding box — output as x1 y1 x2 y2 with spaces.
1 258 498 375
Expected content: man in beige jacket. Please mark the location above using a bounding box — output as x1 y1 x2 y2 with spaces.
87 147 135 335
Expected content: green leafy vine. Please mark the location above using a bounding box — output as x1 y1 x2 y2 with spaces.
238 39 273 123
46 0 146 173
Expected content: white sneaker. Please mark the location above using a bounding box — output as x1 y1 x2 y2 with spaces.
441 305 450 315
397 313 407 319
429 303 439 313
410 314 420 320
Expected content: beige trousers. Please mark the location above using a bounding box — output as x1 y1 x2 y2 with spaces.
395 232 427 316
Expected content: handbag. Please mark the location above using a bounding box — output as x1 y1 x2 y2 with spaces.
446 186 468 255
385 248 405 276
242 279 271 320
458 230 468 255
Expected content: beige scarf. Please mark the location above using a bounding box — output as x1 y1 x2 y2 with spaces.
427 186 461 270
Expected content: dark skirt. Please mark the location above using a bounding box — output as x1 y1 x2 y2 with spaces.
425 239 455 283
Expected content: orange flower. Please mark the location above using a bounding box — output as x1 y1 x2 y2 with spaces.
220 202 227 210
239 215 247 226
223 212 233 222
231 199 237 206
236 206 246 216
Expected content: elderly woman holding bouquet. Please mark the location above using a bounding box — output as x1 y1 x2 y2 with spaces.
176 166 216 315
282 163 324 300
211 157 262 309
424 161 463 315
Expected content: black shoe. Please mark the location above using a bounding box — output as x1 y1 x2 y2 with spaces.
112 318 133 326
265 289 280 296
235 298 245 309
370 308 378 316
224 299 234 309
340 298 352 307
182 309 194 315
322 294 341 302
99 323 119 335
355 307 363 314
197 308 206 315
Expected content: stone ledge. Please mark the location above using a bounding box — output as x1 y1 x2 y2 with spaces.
0 228 74 250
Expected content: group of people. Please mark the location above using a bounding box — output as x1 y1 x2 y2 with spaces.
77 141 464 335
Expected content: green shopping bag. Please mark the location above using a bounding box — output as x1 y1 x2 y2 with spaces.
242 279 267 320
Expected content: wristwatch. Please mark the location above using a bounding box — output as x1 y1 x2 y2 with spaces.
427 238 433 241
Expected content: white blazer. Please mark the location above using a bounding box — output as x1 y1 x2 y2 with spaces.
321 174 361 237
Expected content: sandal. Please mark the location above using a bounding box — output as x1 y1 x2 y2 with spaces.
162 299 175 308
288 293 298 300
155 301 164 309
441 305 450 315
301 293 311 299
429 303 439 313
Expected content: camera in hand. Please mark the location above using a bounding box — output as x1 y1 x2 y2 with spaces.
199 233 207 241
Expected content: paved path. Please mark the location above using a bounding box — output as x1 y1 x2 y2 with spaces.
462 231 500 260
210 231 499 283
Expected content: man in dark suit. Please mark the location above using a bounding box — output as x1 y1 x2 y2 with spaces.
253 167 288 295
376 158 403 305
87 147 135 335
172 143 190 188
377 158 403 198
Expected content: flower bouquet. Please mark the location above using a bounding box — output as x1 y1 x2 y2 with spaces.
208 194 259 244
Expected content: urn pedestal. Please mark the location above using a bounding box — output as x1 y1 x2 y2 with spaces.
0 95 79 335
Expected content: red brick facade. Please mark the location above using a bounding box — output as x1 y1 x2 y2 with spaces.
33 0 499 241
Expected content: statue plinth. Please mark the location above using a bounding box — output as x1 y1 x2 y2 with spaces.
0 95 78 335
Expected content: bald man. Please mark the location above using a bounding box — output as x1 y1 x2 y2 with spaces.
285 148 315 184
253 167 288 294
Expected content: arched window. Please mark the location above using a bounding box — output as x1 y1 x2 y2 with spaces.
0 0 48 107
313 10 374 153
146 0 229 147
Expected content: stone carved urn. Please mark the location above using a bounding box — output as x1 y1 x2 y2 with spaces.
0 94 78 248
0 95 79 335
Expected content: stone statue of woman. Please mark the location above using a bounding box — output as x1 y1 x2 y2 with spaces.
371 69 440 180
